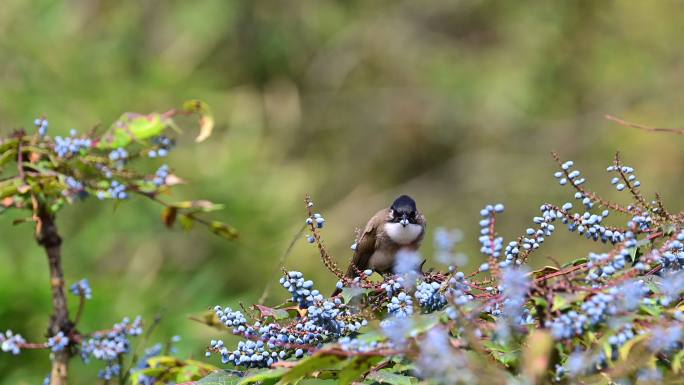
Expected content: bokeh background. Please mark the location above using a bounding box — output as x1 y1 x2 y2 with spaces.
1 1 683 383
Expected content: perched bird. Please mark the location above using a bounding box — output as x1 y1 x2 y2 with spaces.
334 195 426 295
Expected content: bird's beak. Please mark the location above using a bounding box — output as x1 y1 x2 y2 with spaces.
399 214 409 227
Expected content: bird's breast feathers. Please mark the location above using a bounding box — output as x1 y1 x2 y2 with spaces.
384 222 423 245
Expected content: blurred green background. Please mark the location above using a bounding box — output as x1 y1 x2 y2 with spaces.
1 1 684 383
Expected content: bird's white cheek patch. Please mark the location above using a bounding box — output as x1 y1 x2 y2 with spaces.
385 223 422 245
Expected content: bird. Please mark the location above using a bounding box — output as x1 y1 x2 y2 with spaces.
334 195 426 295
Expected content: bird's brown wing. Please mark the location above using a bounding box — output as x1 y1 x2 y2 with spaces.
415 211 427 244
345 208 387 278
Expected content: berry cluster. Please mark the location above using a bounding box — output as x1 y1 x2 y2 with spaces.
69 278 92 299
199 154 684 384
101 180 129 200
34 117 48 136
387 292 414 317
148 135 174 158
414 281 447 312
207 271 366 368
47 331 69 352
54 129 93 158
80 316 143 374
0 330 25 355
279 271 322 308
478 204 504 258
153 164 170 187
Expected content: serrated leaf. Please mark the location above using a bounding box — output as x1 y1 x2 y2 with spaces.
341 287 368 303
337 356 383 385
279 353 345 383
254 304 290 320
366 369 417 385
99 112 171 149
197 370 242 385
237 368 287 384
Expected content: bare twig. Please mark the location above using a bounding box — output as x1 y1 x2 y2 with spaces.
551 152 636 215
606 114 684 135
73 292 86 327
258 223 307 305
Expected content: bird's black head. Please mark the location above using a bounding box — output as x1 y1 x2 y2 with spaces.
390 195 418 226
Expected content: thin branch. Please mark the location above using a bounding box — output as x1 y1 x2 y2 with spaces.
35 201 72 385
73 292 86 326
613 152 648 212
551 152 636 215
305 195 344 279
121 311 164 385
258 223 307 305
606 114 684 135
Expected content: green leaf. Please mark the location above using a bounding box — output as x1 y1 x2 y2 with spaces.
340 287 368 303
531 266 559 279
179 214 195 231
672 348 684 373
639 303 662 317
407 313 441 335
279 353 346 383
98 112 171 149
0 178 22 199
210 220 239 239
366 369 417 385
237 368 287 384
0 148 17 168
197 370 242 385
337 356 383 385
561 257 587 268
254 304 290 320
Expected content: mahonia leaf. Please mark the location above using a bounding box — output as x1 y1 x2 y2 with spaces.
253 304 290 320
337 356 383 385
237 368 287 384
672 349 684 373
196 370 241 385
366 369 417 385
0 147 17 168
98 112 171 149
278 353 346 383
